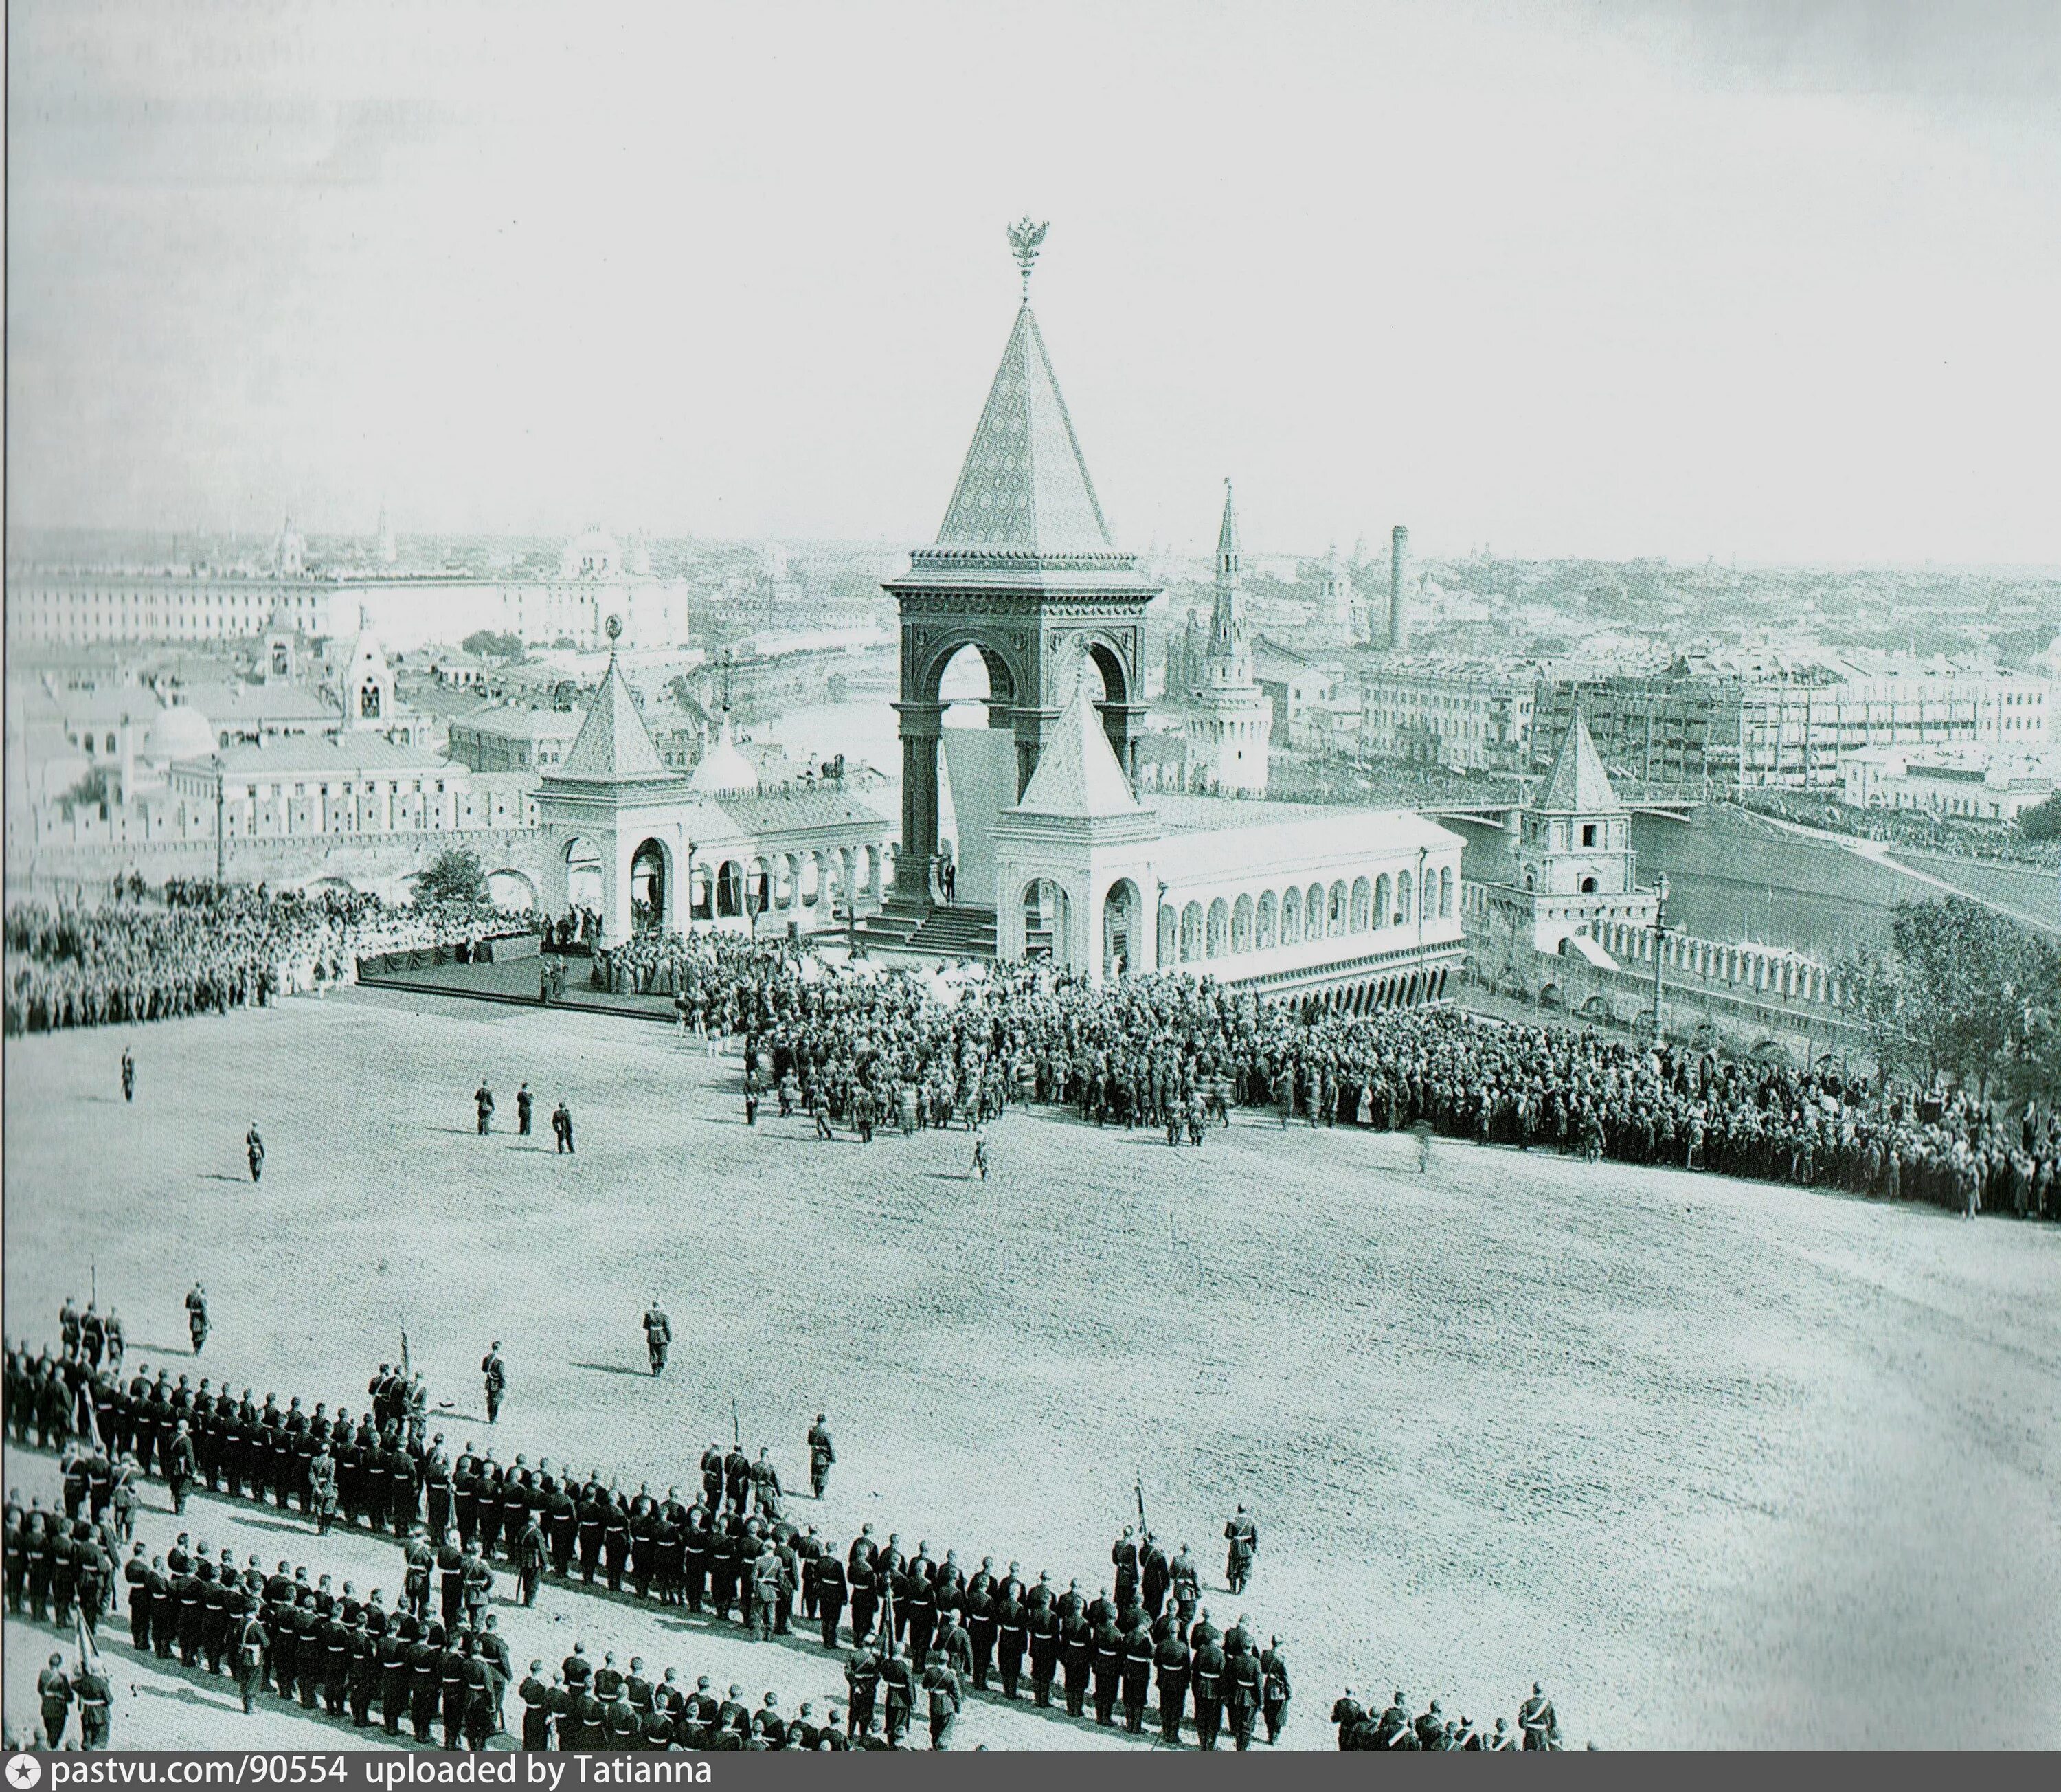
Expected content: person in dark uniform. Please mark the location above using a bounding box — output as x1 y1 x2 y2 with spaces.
122 1541 152 1647
1223 1505 1258 1595
922 1660 962 1750
185 1284 211 1355
1089 1613 1123 1725
723 1444 750 1515
1190 1633 1227 1751
1519 1682 1557 1750
75 1655 113 1750
844 1646 881 1740
245 1125 265 1184
120 1046 136 1103
552 1101 574 1154
481 1344 506 1424
474 1079 495 1136
878 1642 914 1749
1260 1636 1292 1743
1155 1623 1191 1744
234 1607 269 1714
38 1651 74 1747
1120 1620 1154 1733
519 1661 553 1752
643 1303 671 1376
515 1084 534 1136
994 1579 1029 1701
807 1413 835 1498
1226 1638 1263 1750
515 1513 545 1608
815 1543 847 1650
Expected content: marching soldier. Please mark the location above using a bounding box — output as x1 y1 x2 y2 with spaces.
643 1301 671 1376
481 1343 506 1423
807 1412 835 1497
1222 1503 1258 1594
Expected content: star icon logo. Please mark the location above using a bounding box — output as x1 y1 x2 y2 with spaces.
7 1754 45 1787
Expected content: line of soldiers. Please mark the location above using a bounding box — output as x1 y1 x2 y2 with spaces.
10 1324 1293 1746
1330 1682 1564 1751
32 1648 115 1751
56 1297 127 1372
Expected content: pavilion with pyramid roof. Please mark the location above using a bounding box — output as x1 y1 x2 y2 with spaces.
1465 706 1662 977
536 627 890 943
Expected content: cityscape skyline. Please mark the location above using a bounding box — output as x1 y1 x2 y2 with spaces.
8 1 2060 565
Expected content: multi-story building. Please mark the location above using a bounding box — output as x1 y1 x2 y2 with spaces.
3 574 344 647
1534 653 2052 789
447 704 589 774
164 735 537 838
1840 745 2058 822
1358 658 1538 771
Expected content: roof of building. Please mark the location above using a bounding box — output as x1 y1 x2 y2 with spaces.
1216 480 1241 562
710 787 888 834
1535 707 1621 813
1012 667 1142 820
932 304 1114 558
688 713 759 795
452 703 587 741
145 703 217 762
177 679 341 726
193 735 454 777
552 655 673 782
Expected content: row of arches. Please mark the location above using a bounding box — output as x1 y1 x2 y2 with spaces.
1270 965 1452 1016
563 836 890 930
1156 866 1454 965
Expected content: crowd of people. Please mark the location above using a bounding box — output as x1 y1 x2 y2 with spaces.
1738 789 2061 870
4 883 533 1035
609 941 2055 1223
5 1323 1307 1751
1329 1683 1566 1751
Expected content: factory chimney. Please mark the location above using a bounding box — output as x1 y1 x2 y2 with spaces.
1388 524 1410 651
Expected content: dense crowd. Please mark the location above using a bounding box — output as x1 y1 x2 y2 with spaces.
4 885 536 1035
1737 790 2061 870
1329 1684 1566 1751
5 1328 1307 1751
617 943 2056 1222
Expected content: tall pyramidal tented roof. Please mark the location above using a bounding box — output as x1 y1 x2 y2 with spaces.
1013 666 1142 820
933 306 1116 558
1536 707 1622 813
554 655 673 783
1216 480 1241 562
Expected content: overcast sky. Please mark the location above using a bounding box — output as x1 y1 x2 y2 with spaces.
8 0 2060 564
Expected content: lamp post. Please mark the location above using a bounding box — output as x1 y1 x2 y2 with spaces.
213 751 226 885
1415 844 1427 1003
1649 871 1671 1041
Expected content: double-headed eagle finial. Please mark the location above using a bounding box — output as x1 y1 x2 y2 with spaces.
1008 216 1049 302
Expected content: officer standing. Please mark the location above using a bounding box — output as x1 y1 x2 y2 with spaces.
643 1302 671 1376
75 1653 113 1750
1223 1505 1258 1595
186 1284 210 1356
120 1047 136 1103
245 1124 265 1184
552 1100 574 1154
481 1343 506 1424
1260 1636 1292 1743
815 1543 847 1650
234 1607 268 1714
474 1079 495 1135
1155 1622 1191 1745
807 1413 835 1498
516 1083 534 1136
38 1650 74 1746
1190 1632 1227 1751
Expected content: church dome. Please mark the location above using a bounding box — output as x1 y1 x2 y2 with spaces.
561 527 622 581
688 715 759 795
146 702 217 763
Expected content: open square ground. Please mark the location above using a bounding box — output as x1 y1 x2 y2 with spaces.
5 985 2058 1748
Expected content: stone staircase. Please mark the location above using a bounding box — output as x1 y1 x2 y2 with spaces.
850 900 1002 962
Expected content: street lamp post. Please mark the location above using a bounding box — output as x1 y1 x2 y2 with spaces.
213 752 226 885
1415 844 1427 1004
1649 871 1671 1041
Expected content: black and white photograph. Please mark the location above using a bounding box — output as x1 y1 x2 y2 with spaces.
4 0 2059 1760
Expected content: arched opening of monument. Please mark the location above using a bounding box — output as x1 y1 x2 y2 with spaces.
1022 877 1070 965
563 836 602 915
487 869 537 912
630 838 669 932
1103 879 1140 978
715 860 745 919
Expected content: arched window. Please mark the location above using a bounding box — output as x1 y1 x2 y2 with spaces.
1180 901 1204 963
1158 904 1178 965
1397 869 1413 923
1373 874 1391 927
1281 886 1302 945
1349 877 1371 931
1305 883 1325 939
1256 889 1278 950
1231 894 1254 952
1206 898 1229 958
1439 865 1454 917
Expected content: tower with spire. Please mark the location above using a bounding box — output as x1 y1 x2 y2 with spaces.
881 219 1159 911
1184 481 1272 796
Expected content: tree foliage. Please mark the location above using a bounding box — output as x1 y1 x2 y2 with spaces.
461 629 525 661
415 846 490 908
2018 793 2061 844
1839 897 2061 1101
